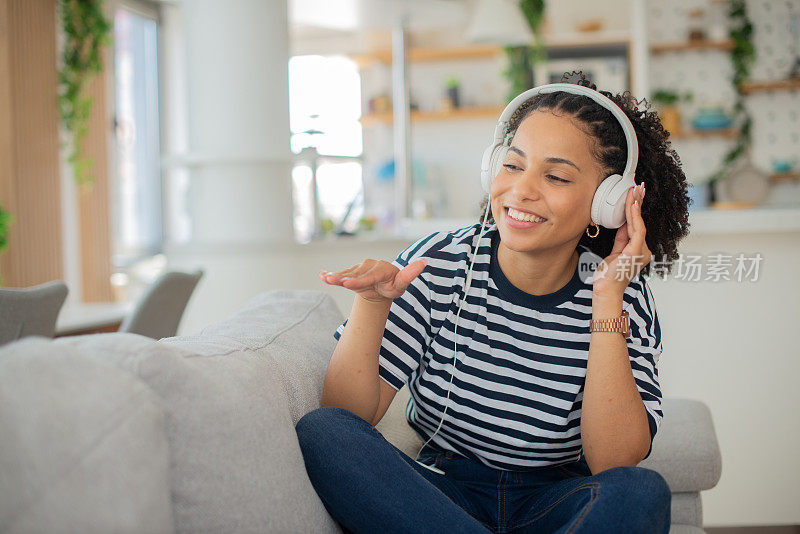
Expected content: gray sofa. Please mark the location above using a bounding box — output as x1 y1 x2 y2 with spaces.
0 290 721 533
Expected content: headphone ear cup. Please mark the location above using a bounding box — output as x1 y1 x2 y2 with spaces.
591 174 629 228
480 144 497 193
484 145 509 194
481 144 508 194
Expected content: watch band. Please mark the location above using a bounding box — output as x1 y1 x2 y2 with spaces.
590 310 630 337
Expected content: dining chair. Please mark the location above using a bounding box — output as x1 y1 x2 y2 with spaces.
0 281 69 347
118 269 204 340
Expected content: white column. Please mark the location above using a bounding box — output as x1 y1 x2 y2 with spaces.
630 0 650 99
163 0 293 248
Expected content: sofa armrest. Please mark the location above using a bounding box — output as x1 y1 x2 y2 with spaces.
639 398 722 493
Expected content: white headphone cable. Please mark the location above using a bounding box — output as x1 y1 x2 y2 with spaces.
414 197 493 473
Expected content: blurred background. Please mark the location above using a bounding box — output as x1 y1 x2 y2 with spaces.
1 0 799 531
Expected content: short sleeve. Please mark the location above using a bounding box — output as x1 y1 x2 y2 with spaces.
333 232 445 391
622 274 664 461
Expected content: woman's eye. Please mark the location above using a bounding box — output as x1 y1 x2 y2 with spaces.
502 165 569 183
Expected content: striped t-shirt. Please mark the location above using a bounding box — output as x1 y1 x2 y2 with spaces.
333 222 663 471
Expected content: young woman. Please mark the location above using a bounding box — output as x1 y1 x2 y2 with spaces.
295 73 691 534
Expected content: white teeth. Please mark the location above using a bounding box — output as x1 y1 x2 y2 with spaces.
507 207 546 223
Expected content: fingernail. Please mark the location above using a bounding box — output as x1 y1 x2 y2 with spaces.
642 184 646 200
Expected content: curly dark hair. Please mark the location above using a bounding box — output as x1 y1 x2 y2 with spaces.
479 71 691 277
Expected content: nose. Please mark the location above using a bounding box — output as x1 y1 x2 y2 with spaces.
509 172 542 201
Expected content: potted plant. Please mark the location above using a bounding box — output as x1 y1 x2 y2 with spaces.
704 0 755 205
443 76 461 110
651 89 693 136
501 0 546 103
357 215 378 235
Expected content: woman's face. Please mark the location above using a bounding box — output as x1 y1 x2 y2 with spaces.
490 109 606 254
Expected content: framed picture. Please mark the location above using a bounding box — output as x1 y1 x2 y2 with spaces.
534 45 629 94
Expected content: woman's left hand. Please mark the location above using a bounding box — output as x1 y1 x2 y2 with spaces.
592 183 652 298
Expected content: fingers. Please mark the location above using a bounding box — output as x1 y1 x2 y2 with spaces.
625 186 633 226
620 185 650 273
630 184 646 246
319 263 362 286
319 269 341 285
340 268 385 290
318 259 396 293
610 222 628 255
393 259 427 292
318 257 428 299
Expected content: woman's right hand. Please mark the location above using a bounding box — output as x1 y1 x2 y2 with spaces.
319 258 427 304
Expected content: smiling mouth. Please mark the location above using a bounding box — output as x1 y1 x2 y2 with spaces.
505 207 547 223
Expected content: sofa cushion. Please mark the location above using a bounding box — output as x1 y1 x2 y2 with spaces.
0 337 173 534
161 289 345 425
56 292 340 532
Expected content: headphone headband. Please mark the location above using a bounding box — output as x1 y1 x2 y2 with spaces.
493 83 638 180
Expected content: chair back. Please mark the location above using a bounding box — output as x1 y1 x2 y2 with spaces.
119 269 203 339
0 281 69 346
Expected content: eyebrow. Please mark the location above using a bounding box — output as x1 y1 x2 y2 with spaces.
508 146 582 172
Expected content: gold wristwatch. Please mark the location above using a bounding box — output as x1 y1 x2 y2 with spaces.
590 310 630 338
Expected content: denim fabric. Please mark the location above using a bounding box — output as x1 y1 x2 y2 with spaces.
296 406 671 534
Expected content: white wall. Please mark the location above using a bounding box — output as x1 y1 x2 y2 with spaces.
649 231 800 526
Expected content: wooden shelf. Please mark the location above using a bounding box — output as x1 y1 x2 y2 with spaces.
650 39 735 54
543 30 630 49
769 172 800 183
738 79 800 95
352 31 631 67
352 44 501 67
671 127 739 140
361 105 505 126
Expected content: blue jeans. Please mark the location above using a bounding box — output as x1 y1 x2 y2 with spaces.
295 406 671 534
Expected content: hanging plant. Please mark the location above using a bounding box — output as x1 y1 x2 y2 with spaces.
0 205 13 286
57 0 112 189
704 0 755 187
502 0 546 103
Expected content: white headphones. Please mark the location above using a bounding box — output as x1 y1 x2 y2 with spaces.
481 82 639 229
414 83 639 473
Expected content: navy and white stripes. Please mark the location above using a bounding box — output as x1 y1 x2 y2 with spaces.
334 223 663 471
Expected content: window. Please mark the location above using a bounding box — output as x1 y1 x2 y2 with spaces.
288 54 363 242
112 3 163 267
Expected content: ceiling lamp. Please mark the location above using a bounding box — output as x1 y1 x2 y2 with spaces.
466 0 533 46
